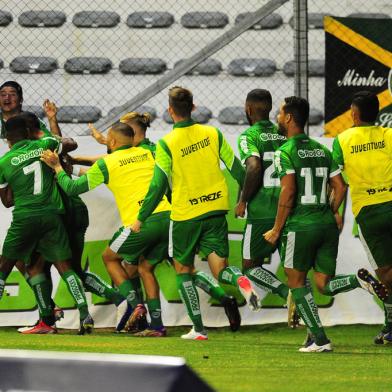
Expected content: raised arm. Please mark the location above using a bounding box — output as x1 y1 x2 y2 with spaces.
43 99 62 137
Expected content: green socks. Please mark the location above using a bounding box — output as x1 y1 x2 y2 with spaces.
218 266 243 287
82 271 124 305
323 275 360 296
147 298 163 329
130 276 144 302
177 273 204 332
194 270 226 302
245 266 289 299
291 286 329 346
383 295 392 332
62 270 89 320
118 279 142 308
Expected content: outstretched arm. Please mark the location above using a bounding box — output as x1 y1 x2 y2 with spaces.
43 99 62 137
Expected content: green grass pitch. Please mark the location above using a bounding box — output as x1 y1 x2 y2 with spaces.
0 324 390 392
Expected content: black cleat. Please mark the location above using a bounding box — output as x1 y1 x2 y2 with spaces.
357 268 389 301
374 330 392 345
78 314 94 335
222 295 241 332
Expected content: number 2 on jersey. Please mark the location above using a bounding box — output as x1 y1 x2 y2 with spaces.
23 161 43 195
263 151 280 188
300 166 328 205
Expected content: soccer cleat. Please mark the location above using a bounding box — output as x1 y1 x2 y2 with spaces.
357 268 388 301
78 314 94 335
133 327 167 337
287 290 300 329
299 341 333 353
374 330 392 345
115 300 133 333
222 295 241 332
21 320 57 335
54 307 64 322
181 327 208 340
18 320 40 333
302 332 315 347
125 304 147 332
237 276 260 312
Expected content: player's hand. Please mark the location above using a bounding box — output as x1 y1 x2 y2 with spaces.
40 150 61 170
43 99 58 120
129 220 142 233
263 228 280 245
235 201 246 217
334 212 343 232
89 123 107 145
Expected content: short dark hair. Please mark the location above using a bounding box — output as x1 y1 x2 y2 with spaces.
18 111 41 134
169 86 193 118
352 91 379 123
111 121 135 138
0 81 23 100
4 115 29 143
246 89 272 116
282 96 309 129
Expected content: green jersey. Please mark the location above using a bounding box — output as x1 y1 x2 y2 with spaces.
138 138 156 155
274 133 340 230
1 112 50 138
238 120 286 222
0 136 64 217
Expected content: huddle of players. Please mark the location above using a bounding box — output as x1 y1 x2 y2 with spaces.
0 81 391 352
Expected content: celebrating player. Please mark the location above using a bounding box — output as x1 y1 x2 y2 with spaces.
332 91 392 344
264 96 387 352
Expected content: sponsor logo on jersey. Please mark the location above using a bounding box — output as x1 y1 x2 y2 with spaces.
337 69 386 87
181 137 210 157
239 136 249 153
189 191 223 205
350 140 385 154
297 149 325 159
11 148 43 166
118 152 149 167
259 133 286 142
366 186 392 196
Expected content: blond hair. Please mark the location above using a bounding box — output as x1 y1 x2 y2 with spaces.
120 111 151 131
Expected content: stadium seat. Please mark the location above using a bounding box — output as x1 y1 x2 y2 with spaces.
347 13 390 19
0 10 12 26
126 12 174 28
283 60 324 77
18 11 66 27
181 12 229 29
173 58 222 75
119 58 167 74
218 107 247 125
309 108 324 125
227 58 276 77
9 57 58 73
57 106 101 123
163 106 212 124
64 57 112 74
235 13 283 29
72 11 120 28
289 13 326 29
107 105 157 122
23 105 45 118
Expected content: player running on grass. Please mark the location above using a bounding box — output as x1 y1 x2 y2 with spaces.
332 91 392 344
130 86 259 340
0 115 94 334
264 96 388 353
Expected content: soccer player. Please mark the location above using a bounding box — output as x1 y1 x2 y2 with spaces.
236 89 293 316
332 91 392 344
130 86 259 340
0 115 94 334
41 122 171 336
264 96 387 352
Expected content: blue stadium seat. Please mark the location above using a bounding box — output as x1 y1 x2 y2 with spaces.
289 13 326 29
23 105 45 118
119 58 167 74
218 107 247 125
309 108 323 125
235 13 283 29
228 58 276 77
126 12 174 28
173 58 222 75
10 57 58 73
163 106 212 124
57 106 101 123
0 10 12 26
347 12 390 19
283 60 324 77
107 105 157 122
72 11 120 28
181 12 229 28
18 11 66 27
64 57 112 74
